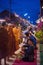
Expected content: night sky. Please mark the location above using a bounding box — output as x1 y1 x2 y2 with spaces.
0 0 40 24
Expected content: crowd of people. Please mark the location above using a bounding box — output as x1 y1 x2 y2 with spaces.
0 22 22 65
0 22 38 65
15 25 38 62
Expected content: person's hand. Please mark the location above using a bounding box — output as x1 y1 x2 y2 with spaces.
20 51 24 54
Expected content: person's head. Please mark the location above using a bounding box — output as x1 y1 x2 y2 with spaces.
2 22 6 26
25 32 29 37
27 39 34 46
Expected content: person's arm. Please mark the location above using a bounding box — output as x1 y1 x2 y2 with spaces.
19 43 23 48
30 31 39 41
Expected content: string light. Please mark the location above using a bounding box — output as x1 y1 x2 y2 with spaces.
28 16 30 19
24 13 28 16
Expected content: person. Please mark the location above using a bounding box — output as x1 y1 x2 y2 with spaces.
14 36 27 55
0 26 9 65
25 31 37 49
29 32 37 49
13 26 22 50
14 36 27 60
22 39 34 62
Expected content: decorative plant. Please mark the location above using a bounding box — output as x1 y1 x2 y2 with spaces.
35 30 43 41
35 21 43 42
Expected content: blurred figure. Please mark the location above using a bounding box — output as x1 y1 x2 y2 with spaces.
29 32 37 49
0 26 9 65
25 28 37 49
13 26 22 50
22 39 34 62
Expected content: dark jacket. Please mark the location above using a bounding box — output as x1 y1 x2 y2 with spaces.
22 44 34 61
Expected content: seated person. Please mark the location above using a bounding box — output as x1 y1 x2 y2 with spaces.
15 36 27 54
22 39 34 62
14 38 34 62
14 37 28 60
